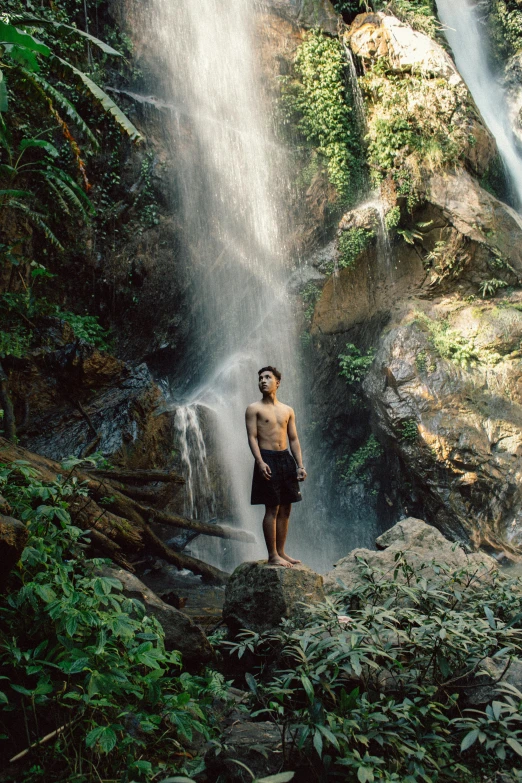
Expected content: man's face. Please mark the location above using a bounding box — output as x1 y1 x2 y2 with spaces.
259 371 279 394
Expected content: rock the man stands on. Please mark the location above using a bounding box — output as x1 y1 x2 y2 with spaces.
245 366 307 567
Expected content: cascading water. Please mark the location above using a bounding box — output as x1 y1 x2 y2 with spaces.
435 0 522 207
144 0 336 570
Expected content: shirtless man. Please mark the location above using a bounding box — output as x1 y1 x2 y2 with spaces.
245 366 307 568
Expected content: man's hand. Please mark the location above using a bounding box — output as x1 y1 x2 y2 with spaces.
297 466 307 482
258 461 272 481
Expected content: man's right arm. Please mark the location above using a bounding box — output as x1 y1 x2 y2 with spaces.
245 405 271 480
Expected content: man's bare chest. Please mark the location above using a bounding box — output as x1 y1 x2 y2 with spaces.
257 408 289 429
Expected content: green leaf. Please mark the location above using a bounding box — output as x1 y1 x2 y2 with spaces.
460 729 479 751
313 728 323 758
492 701 503 721
20 138 59 157
0 691 8 704
507 737 522 757
97 726 117 753
301 674 314 703
484 605 496 630
255 774 295 783
357 768 373 783
22 70 98 148
0 21 50 56
157 778 198 783
0 71 7 113
54 57 144 143
245 672 258 695
13 15 123 57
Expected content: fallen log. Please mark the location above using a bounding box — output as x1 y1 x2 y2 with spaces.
0 438 229 584
142 524 229 585
137 505 256 543
87 468 185 484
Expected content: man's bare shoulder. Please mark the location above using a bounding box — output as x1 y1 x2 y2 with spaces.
277 401 294 415
246 401 263 414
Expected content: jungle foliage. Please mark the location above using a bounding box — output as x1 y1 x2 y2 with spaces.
224 556 522 782
0 460 222 782
0 0 146 435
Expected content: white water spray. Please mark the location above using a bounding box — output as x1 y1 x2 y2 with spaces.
144 0 316 570
436 0 522 208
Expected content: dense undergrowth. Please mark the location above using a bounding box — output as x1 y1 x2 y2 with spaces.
0 460 223 782
224 557 522 782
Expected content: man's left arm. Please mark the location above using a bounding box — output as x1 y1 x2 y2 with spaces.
288 408 307 482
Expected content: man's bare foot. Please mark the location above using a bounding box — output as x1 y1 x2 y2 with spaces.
268 555 293 567
278 552 301 565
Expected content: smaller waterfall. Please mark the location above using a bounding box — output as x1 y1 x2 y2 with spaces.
436 0 522 208
343 43 367 136
174 405 215 521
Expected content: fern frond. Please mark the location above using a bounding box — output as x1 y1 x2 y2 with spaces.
22 69 98 149
54 56 144 143
9 199 64 251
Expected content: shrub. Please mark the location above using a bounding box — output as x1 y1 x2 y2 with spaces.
224 556 522 782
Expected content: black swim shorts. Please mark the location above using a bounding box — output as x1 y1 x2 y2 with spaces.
250 449 302 506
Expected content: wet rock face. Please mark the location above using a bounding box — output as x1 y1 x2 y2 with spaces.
9 336 174 467
100 566 215 669
347 12 459 79
323 517 496 593
223 561 325 634
0 515 28 590
363 298 522 552
265 0 339 35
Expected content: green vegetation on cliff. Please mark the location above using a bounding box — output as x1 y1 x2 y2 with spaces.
360 60 470 194
282 30 366 207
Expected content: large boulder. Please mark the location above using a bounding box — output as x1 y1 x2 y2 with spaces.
0 514 28 590
205 717 283 783
223 561 325 634
363 295 522 553
100 566 215 669
346 12 460 79
323 518 496 593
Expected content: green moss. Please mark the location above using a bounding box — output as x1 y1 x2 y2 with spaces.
284 30 366 206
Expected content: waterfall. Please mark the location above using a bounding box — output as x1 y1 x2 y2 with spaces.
144 0 327 570
435 0 522 208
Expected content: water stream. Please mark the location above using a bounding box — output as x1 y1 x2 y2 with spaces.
435 0 522 208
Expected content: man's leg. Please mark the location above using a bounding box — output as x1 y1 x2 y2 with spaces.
276 504 301 565
263 504 293 567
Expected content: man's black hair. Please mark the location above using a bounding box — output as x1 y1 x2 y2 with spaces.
258 365 282 382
